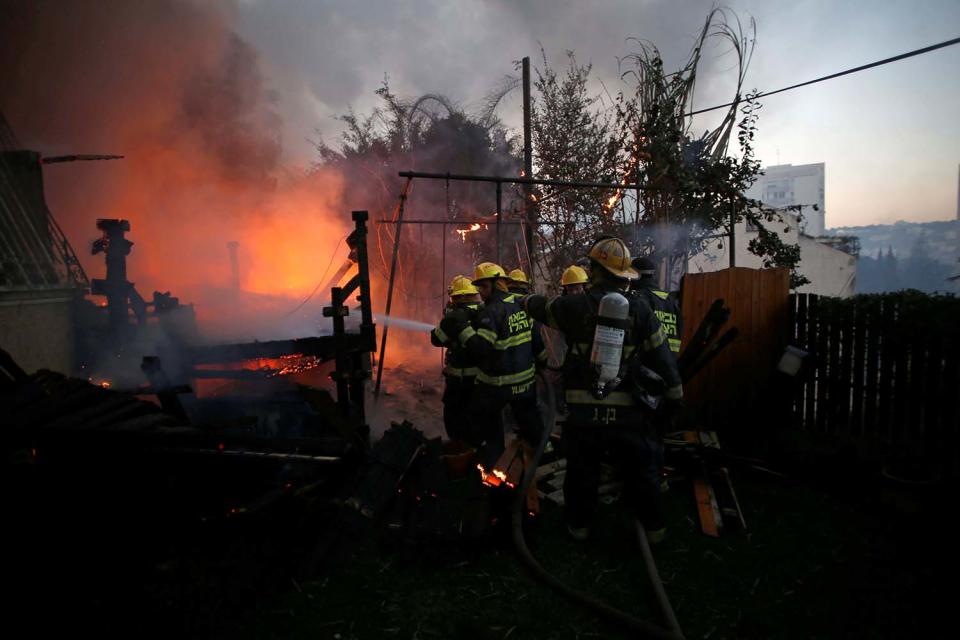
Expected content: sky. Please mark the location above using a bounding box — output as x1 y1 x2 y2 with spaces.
234 0 960 228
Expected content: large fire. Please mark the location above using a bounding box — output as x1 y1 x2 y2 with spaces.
2 1 355 339
455 222 488 241
0 1 479 381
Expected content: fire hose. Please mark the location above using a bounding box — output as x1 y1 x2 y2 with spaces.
510 379 684 639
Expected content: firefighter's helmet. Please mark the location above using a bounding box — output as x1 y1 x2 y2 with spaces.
508 269 529 285
472 262 507 284
588 237 637 280
632 256 656 278
560 265 589 287
448 274 479 297
560 264 590 287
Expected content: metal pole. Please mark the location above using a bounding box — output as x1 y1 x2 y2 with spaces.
373 190 408 399
398 170 659 191
496 180 503 264
729 197 736 268
226 241 240 293
375 219 575 226
442 178 449 371
441 219 446 371
636 186 641 226
522 56 534 278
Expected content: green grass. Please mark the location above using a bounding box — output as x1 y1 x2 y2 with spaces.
231 473 945 639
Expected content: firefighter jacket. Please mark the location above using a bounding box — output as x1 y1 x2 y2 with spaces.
453 289 546 396
633 283 682 355
432 302 481 379
524 284 682 426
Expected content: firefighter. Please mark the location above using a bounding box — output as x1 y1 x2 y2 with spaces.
447 262 546 461
432 275 483 443
519 238 682 543
508 268 550 369
631 256 682 356
560 265 588 296
630 256 683 493
507 268 530 294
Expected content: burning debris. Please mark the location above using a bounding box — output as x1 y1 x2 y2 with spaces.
455 222 489 241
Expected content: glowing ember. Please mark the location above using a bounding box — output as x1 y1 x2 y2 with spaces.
455 222 488 241
240 353 322 377
605 190 623 210
477 463 513 488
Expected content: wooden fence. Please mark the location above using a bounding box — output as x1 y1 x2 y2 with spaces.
680 267 791 418
789 292 960 475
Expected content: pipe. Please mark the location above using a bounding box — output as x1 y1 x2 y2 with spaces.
510 381 683 639
374 180 412 399
636 520 683 636
398 170 672 192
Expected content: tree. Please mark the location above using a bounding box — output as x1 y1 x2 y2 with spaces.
521 10 808 289
529 51 621 285
614 9 808 288
901 234 951 293
315 81 522 321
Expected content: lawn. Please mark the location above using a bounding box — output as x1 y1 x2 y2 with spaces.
232 466 946 639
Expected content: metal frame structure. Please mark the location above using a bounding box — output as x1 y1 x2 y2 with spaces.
188 211 377 433
1 150 89 291
372 170 671 397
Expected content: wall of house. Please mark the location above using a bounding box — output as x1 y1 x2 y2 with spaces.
687 210 857 298
796 235 857 297
0 290 76 374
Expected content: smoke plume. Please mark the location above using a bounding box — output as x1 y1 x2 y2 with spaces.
0 0 349 339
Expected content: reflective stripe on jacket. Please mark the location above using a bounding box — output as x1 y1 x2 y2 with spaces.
458 289 537 394
432 302 481 380
635 285 682 354
525 285 683 414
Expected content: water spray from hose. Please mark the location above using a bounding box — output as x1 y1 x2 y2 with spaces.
373 313 435 333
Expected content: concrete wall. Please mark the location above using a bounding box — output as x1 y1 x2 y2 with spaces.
745 163 826 236
0 289 76 374
688 209 857 297
688 211 800 275
796 235 857 298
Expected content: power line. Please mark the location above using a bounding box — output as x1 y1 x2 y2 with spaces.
688 35 960 117
279 235 347 318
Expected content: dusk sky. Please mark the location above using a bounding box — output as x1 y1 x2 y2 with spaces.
236 0 960 228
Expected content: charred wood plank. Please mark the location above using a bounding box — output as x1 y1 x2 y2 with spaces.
81 402 157 431
185 335 371 365
9 384 106 428
42 395 142 430
345 420 426 518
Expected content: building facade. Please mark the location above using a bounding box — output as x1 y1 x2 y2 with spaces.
746 163 826 237
688 208 857 298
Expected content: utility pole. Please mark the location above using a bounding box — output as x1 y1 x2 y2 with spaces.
226 241 240 294
729 198 736 268
522 56 535 281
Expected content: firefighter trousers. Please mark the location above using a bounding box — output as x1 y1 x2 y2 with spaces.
442 375 475 442
466 382 543 463
562 422 663 531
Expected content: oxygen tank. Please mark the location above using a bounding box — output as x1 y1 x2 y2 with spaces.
590 291 630 398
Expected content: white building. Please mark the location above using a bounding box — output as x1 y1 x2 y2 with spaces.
746 163 826 236
688 208 858 298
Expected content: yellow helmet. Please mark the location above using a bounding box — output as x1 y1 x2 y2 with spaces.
508 269 529 285
588 237 637 280
472 261 507 283
560 265 589 287
448 274 478 297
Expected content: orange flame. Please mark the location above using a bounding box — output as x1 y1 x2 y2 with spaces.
455 222 488 242
477 463 514 488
